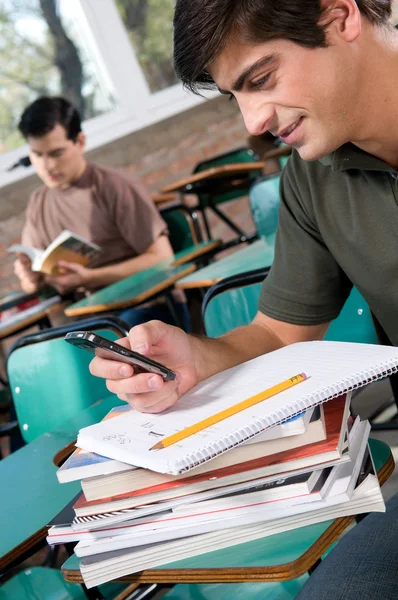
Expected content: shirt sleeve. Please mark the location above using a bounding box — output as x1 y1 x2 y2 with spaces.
259 154 352 325
21 190 46 250
110 174 167 255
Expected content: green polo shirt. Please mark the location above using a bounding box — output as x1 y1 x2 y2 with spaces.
259 143 398 344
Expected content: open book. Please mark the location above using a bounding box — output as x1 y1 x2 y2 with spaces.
77 340 398 475
8 230 101 275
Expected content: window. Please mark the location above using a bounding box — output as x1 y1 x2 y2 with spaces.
0 0 210 188
0 0 116 154
116 0 178 93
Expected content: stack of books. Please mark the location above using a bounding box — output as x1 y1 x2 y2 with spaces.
48 341 398 588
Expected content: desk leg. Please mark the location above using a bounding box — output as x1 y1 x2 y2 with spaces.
164 290 183 329
38 316 52 330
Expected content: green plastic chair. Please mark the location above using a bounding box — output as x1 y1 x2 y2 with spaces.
0 566 136 600
160 204 222 266
6 315 129 444
249 173 281 247
202 268 378 344
190 147 262 246
247 175 378 345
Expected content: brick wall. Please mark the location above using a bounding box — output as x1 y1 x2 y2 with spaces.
0 96 256 297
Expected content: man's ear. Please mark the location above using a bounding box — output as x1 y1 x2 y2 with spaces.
321 0 362 43
76 131 86 153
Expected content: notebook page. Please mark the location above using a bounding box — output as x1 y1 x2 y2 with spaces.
77 341 398 474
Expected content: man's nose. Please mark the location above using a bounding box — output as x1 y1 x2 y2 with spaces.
43 156 57 172
238 96 275 136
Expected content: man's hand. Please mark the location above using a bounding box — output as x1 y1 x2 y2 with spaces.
46 260 93 295
14 254 43 293
89 321 200 413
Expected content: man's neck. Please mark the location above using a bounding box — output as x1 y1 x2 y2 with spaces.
350 25 398 170
59 159 87 190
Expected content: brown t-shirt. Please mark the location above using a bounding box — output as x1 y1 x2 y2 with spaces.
22 162 167 269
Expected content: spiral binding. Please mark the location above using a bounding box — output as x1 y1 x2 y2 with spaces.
169 358 398 474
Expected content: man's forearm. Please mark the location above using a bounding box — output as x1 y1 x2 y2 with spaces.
191 321 285 383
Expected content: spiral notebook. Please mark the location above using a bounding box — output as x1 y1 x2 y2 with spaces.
77 340 398 475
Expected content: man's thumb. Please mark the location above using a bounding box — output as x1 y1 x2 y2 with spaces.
57 260 83 273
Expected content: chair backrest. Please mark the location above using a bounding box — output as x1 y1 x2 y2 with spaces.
160 205 200 252
249 173 281 246
203 269 378 345
193 147 260 206
7 316 129 443
202 268 269 337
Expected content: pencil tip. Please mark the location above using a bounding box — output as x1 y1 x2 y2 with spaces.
150 442 164 451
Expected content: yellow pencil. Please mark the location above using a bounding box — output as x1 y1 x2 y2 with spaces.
150 372 307 451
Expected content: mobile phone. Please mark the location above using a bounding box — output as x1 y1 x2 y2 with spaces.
64 331 176 381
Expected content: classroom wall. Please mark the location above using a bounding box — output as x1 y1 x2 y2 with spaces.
0 96 254 297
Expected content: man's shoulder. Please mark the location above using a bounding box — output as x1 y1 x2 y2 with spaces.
28 183 50 206
89 162 139 191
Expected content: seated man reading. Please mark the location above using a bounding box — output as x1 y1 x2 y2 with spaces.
14 96 189 330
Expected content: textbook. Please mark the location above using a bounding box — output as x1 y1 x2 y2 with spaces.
58 406 318 486
56 405 134 484
80 406 324 501
72 396 347 517
78 449 383 587
8 229 101 275
76 341 398 475
46 417 368 550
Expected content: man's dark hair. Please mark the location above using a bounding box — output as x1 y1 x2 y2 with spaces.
174 0 392 94
18 96 82 141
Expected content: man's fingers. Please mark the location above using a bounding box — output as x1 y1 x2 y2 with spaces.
90 356 135 379
128 320 169 355
105 372 167 395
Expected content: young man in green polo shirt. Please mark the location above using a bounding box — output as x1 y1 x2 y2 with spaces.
90 1 398 596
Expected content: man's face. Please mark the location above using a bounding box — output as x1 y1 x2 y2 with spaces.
28 124 86 188
209 32 362 161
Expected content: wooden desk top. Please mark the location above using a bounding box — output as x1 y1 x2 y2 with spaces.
161 163 264 195
65 261 196 317
0 296 62 341
0 395 119 572
61 438 394 585
176 240 274 289
152 192 177 204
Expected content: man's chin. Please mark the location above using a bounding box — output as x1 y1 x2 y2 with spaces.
295 144 333 162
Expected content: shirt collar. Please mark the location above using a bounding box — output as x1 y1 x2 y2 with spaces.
319 143 395 173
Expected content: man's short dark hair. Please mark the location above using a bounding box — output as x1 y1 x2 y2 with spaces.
18 96 82 141
174 0 392 94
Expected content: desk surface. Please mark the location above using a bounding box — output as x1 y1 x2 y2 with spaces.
65 260 195 317
161 163 264 195
62 438 393 585
176 240 274 289
0 296 62 341
0 395 119 572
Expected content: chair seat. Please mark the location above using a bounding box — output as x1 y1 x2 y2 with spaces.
162 577 309 600
0 567 86 600
0 567 130 600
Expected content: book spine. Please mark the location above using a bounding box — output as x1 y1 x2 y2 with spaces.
172 360 398 474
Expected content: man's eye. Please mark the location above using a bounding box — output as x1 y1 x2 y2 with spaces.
250 74 271 89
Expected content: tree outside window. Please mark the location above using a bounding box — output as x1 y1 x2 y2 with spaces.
116 0 178 93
